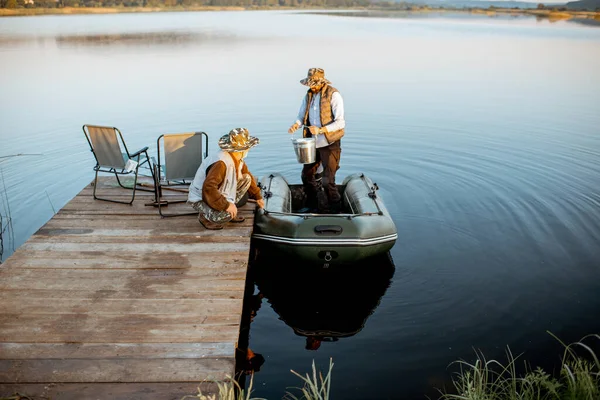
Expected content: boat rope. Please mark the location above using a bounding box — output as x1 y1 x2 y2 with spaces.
0 165 15 261
0 214 3 263
261 210 381 218
258 175 275 215
0 214 10 264
360 173 383 216
0 153 44 161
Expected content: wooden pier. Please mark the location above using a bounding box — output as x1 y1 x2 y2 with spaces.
0 178 256 399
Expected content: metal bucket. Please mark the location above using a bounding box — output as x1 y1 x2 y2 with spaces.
291 137 316 164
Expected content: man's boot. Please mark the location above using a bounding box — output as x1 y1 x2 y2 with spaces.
316 190 329 214
329 200 342 214
198 213 224 230
230 215 246 223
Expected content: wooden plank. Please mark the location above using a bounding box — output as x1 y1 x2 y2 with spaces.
28 234 250 245
61 201 189 212
0 270 247 292
60 198 257 213
19 241 249 253
75 190 157 198
0 295 242 317
49 208 254 220
0 358 234 382
0 248 248 274
0 382 215 400
0 288 244 300
67 197 191 204
43 218 255 229
0 314 241 343
35 226 252 237
0 342 233 359
78 190 182 198
1 250 250 269
57 203 256 215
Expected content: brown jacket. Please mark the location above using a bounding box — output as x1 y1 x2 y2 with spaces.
202 160 262 211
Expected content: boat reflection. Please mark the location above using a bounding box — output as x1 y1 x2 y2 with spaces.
255 253 395 348
236 253 395 379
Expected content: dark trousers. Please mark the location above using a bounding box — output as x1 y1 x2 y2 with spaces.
302 140 341 210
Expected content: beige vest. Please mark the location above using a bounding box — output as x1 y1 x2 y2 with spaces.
188 150 243 204
302 85 345 144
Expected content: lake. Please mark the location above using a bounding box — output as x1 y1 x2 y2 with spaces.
1 9 599 399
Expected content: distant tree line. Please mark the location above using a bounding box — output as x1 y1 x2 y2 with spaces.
0 0 371 8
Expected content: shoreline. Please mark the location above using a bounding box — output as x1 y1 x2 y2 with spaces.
0 5 599 20
0 6 248 16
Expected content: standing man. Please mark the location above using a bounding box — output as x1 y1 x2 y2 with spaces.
288 68 345 213
188 128 265 230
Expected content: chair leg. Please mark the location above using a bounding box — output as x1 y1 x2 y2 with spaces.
112 164 153 194
133 151 156 193
92 168 100 200
158 199 196 218
114 173 129 189
146 150 157 186
130 164 138 205
153 163 161 205
93 169 135 205
146 161 195 217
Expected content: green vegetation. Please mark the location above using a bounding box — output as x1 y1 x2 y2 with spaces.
182 333 599 400
1 335 597 399
183 359 333 400
1 0 599 19
286 358 334 400
0 0 371 12
438 333 600 400
182 374 261 400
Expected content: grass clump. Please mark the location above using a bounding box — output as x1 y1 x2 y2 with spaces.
183 374 264 400
438 333 600 400
285 358 334 400
182 359 333 400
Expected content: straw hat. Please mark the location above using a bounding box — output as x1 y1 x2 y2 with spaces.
300 68 331 87
218 128 259 152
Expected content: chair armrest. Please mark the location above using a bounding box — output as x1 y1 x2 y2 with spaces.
130 147 149 158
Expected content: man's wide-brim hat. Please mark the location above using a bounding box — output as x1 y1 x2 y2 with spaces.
218 128 259 152
300 67 331 87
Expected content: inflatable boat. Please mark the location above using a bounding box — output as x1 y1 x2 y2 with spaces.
252 172 397 265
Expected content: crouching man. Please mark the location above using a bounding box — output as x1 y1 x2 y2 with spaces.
188 128 265 230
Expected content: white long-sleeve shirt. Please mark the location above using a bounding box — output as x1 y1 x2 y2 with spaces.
294 91 345 148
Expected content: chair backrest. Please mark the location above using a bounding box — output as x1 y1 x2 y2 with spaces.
84 125 126 169
161 132 207 181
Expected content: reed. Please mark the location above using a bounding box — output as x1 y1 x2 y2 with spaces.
182 359 334 400
438 333 600 400
182 374 264 400
285 358 334 400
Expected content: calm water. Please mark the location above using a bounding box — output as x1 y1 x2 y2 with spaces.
1 10 600 399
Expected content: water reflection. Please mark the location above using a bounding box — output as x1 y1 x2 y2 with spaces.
257 254 392 350
305 10 600 27
236 254 395 377
569 18 600 27
304 10 530 20
55 31 237 47
0 31 239 49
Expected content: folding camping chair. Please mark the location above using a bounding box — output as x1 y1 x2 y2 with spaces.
83 124 156 205
151 131 208 217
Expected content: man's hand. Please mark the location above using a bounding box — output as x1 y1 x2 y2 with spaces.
226 202 238 219
288 122 300 134
256 199 265 209
308 126 326 136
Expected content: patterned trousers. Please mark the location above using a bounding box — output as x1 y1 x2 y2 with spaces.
302 140 342 209
189 174 252 224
